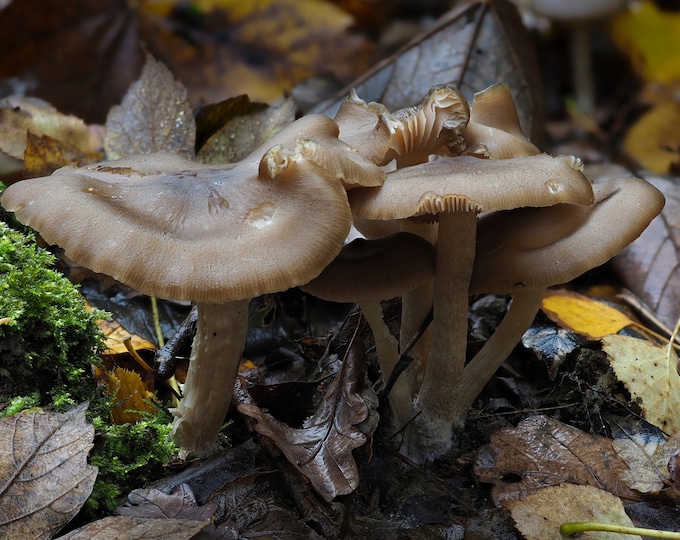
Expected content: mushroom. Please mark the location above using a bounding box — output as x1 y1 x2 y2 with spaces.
350 153 595 461
1 114 385 458
302 232 436 431
463 176 664 415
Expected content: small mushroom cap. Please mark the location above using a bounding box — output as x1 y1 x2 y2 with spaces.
2 149 352 303
349 153 595 221
470 176 665 293
463 83 541 159
522 0 629 22
301 232 436 302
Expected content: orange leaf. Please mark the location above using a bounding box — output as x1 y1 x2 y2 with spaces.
107 367 156 424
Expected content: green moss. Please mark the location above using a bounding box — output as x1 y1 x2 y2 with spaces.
87 408 177 513
0 222 105 408
0 393 40 417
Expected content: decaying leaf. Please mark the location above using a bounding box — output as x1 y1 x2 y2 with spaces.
613 429 680 493
315 0 543 141
58 515 208 540
472 415 636 504
24 132 102 177
541 290 636 340
0 403 97 539
504 484 639 540
119 483 218 521
0 95 96 160
99 318 157 357
602 334 680 434
521 321 585 380
238 339 378 501
105 53 196 160
196 97 295 164
623 101 680 175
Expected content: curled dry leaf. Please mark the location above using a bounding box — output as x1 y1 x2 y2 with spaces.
602 334 680 434
315 0 543 141
472 415 637 504
58 515 208 540
105 53 196 160
238 339 378 501
504 484 639 540
0 402 97 540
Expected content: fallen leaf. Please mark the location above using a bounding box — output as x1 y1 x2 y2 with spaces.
58 515 208 540
472 415 636 504
99 318 157 357
521 321 585 380
0 96 95 160
24 132 102 177
107 367 157 424
196 97 295 164
610 0 680 87
504 484 639 540
0 403 97 539
315 0 544 142
613 429 680 493
541 290 636 340
602 334 680 434
105 53 196 160
238 338 378 501
623 101 680 174
119 483 218 521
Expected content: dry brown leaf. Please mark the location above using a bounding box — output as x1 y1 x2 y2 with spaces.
0 96 95 159
315 0 543 141
504 484 639 540
238 339 378 501
0 403 97 539
24 132 102 177
472 415 637 504
613 431 680 493
602 334 680 434
611 174 680 331
105 53 196 160
58 515 209 540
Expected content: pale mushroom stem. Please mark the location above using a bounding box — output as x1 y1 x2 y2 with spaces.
570 23 595 114
456 288 545 418
359 300 414 432
171 299 249 459
408 211 477 460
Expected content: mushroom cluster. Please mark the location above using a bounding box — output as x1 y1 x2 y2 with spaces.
0 82 664 466
321 83 664 462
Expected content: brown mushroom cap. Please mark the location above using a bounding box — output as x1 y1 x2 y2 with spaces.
463 83 541 159
470 176 665 293
301 232 436 302
349 153 595 220
2 148 352 303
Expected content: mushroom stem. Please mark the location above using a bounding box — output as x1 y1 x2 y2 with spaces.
359 300 414 432
570 23 595 113
408 210 477 460
171 299 249 459
456 288 545 417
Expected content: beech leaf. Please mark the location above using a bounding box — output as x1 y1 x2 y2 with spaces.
105 53 196 160
504 484 638 540
613 430 680 493
472 415 636 504
315 0 543 141
238 340 378 501
602 334 680 434
58 515 208 540
0 402 97 540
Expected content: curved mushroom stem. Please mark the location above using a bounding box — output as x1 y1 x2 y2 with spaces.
359 300 414 433
171 299 249 459
406 211 477 462
456 288 545 418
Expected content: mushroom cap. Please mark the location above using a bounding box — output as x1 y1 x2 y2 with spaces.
2 149 353 303
470 176 665 293
301 232 436 302
523 0 629 22
349 153 595 221
463 83 541 159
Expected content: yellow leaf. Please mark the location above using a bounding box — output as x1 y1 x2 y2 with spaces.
623 101 680 174
541 290 634 340
107 367 156 424
98 318 157 356
610 1 680 85
603 334 680 434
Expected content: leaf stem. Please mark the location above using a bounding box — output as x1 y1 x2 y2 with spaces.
560 521 680 538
